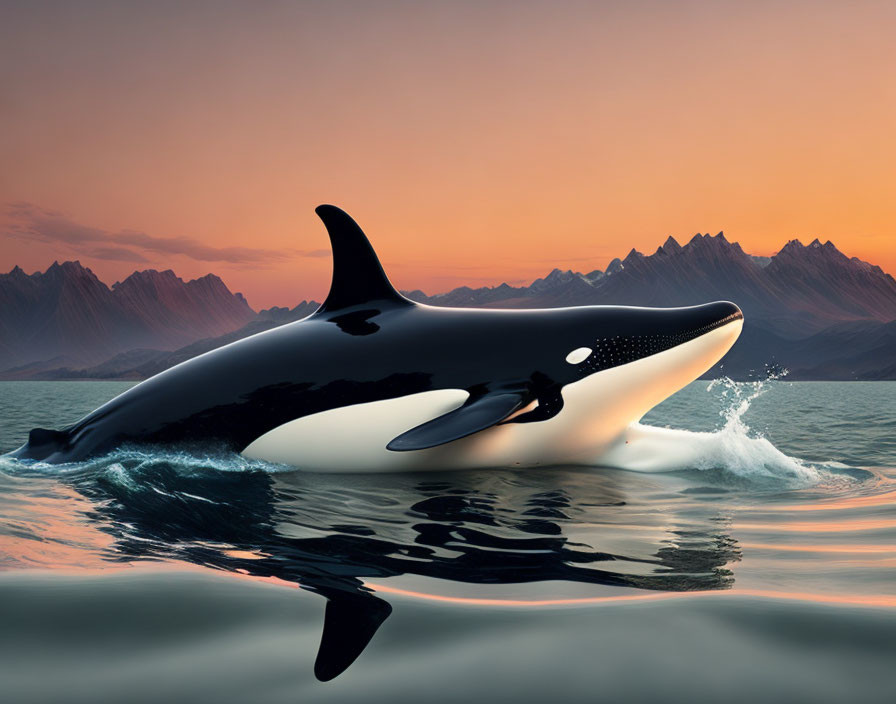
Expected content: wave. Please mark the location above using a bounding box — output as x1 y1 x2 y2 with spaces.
0 447 293 481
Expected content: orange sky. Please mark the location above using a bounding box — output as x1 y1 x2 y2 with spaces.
1 1 894 309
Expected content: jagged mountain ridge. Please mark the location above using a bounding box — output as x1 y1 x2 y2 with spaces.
0 261 256 369
406 234 896 336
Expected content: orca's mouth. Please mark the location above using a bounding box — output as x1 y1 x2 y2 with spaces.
697 308 744 335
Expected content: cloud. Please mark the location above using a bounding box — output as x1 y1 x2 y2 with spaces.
85 246 150 262
4 202 326 264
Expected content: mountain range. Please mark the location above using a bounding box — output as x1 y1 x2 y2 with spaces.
1 233 894 381
407 234 895 332
0 261 255 372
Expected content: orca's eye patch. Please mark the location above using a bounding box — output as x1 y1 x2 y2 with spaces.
565 347 593 364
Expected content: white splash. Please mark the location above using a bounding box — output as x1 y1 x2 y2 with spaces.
598 376 819 483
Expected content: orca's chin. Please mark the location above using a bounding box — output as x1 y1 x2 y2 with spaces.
652 300 743 389
635 313 744 411
700 314 743 367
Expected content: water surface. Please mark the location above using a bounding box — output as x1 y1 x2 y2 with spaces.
1 380 894 702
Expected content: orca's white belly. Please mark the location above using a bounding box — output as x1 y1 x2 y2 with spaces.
240 386 584 472
242 389 472 472
241 320 743 472
238 381 624 472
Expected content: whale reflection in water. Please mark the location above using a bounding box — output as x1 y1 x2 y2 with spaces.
69 458 741 681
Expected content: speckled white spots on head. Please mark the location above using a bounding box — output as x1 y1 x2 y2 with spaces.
566 347 593 364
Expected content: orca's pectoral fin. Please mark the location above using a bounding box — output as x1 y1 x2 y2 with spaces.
314 592 393 682
387 391 528 452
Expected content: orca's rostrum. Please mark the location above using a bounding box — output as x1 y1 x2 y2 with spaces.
8 205 744 471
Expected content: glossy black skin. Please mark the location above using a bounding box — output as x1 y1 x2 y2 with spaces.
8 205 742 464
11 299 741 464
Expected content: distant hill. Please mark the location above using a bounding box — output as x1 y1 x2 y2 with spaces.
0 261 256 370
2 235 895 381
5 301 321 382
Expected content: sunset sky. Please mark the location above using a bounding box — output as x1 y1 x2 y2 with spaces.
1 0 894 309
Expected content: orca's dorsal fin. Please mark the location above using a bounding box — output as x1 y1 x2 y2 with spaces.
313 205 413 315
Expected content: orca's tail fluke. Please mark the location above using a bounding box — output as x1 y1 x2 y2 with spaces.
312 204 414 315
7 427 69 462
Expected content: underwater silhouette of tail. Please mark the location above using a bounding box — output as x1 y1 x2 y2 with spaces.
315 592 393 681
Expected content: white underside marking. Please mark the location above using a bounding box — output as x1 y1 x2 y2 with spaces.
241 319 743 473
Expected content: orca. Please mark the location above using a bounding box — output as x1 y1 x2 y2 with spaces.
7 205 743 471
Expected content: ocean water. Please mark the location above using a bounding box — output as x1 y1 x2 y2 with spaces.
0 380 894 703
